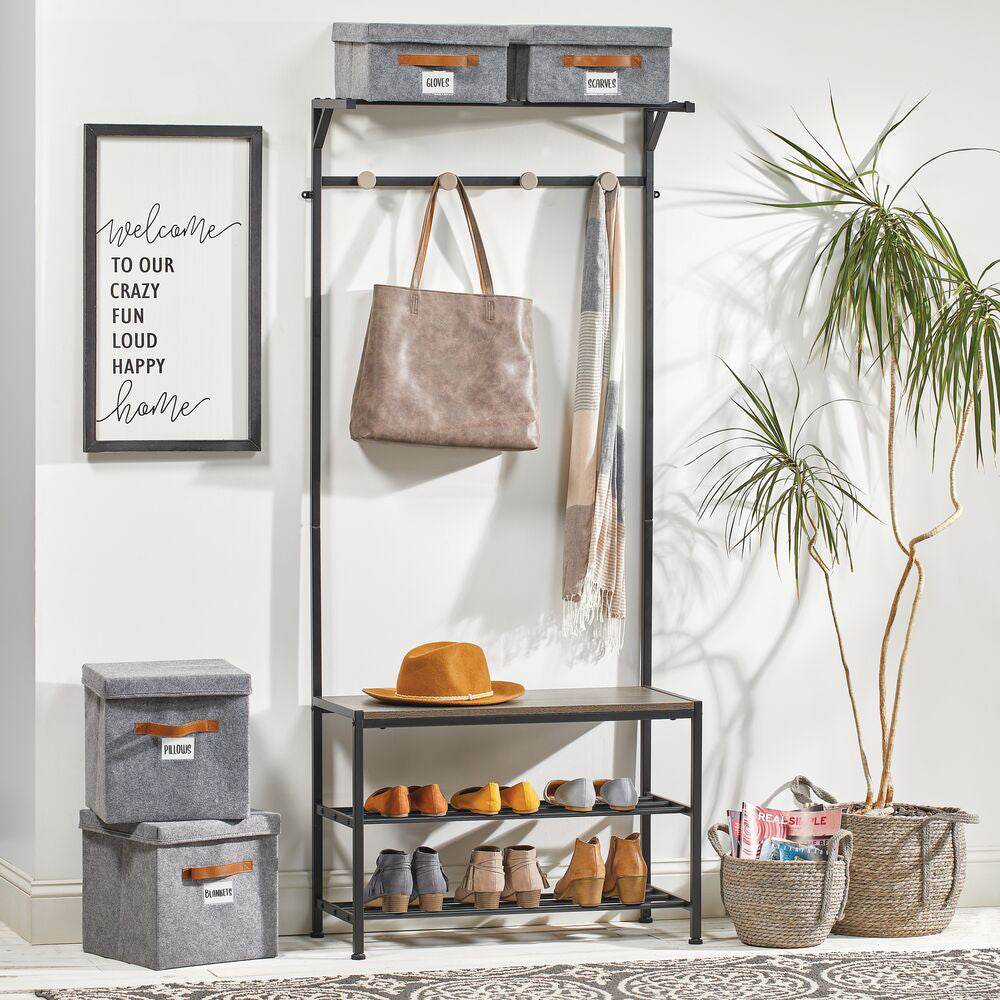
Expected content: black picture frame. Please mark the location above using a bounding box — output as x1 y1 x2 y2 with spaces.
83 123 262 452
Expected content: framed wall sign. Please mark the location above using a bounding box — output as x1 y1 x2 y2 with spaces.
84 124 262 452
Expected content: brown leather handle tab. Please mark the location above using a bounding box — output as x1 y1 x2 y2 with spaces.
182 860 253 881
135 719 219 738
563 54 641 68
399 53 479 68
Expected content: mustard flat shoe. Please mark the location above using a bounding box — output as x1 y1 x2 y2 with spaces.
450 783 501 815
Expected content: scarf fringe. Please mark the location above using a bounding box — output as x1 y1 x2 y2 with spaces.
563 572 626 654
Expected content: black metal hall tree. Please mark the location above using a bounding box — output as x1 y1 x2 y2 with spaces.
306 97 701 960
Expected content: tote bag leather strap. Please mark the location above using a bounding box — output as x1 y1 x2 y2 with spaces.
410 176 495 297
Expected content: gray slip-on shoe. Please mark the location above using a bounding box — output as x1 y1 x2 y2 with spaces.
544 778 596 812
595 777 640 811
363 849 412 912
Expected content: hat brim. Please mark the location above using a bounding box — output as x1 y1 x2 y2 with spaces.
361 681 525 707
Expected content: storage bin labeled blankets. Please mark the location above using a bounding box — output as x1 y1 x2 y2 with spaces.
332 22 511 103
83 658 250 824
80 809 279 970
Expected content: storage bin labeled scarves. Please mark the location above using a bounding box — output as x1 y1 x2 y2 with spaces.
83 659 250 824
80 809 279 970
510 25 671 104
709 823 853 948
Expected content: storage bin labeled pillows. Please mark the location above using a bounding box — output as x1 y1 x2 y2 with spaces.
83 659 250 824
332 23 511 104
80 809 279 970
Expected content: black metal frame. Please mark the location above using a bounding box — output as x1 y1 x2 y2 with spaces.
83 123 262 453
307 97 699 961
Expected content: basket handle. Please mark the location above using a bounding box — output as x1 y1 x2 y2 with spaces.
398 53 479 68
914 810 978 905
820 829 853 922
708 822 732 859
763 774 839 808
135 719 219 738
562 54 641 68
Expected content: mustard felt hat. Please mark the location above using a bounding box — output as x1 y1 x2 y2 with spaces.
363 642 524 706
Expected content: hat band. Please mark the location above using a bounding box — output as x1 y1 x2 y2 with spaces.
397 689 494 702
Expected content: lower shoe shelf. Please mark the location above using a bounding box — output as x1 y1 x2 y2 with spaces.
318 794 690 827
321 886 688 923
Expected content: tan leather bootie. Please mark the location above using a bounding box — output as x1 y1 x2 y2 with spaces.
453 845 504 909
603 832 648 904
553 837 605 907
501 844 549 908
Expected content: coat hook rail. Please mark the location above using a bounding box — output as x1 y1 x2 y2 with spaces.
316 173 645 191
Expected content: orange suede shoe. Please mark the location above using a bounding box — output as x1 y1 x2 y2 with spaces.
363 785 410 817
450 783 501 815
408 783 449 816
499 781 540 814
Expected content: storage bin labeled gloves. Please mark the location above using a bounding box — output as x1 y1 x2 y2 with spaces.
332 23 512 103
80 809 279 970
83 659 250 824
511 25 671 104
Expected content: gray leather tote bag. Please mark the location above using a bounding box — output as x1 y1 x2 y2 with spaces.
350 176 539 450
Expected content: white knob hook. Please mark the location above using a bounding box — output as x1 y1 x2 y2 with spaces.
519 171 539 191
438 171 459 191
599 171 619 192
357 170 376 190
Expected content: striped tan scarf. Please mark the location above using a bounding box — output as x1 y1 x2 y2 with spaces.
562 178 626 652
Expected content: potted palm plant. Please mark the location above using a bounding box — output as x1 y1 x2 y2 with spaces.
697 100 987 936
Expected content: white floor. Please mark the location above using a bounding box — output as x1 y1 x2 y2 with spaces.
2 909 998 996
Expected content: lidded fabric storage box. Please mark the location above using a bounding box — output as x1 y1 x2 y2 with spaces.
80 809 279 970
332 23 511 104
83 659 250 824
511 25 671 104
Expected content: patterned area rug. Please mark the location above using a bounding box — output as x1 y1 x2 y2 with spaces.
34 949 1000 1000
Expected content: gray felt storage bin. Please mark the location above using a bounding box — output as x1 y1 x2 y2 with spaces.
83 659 250 825
511 25 671 104
80 809 279 970
332 22 511 103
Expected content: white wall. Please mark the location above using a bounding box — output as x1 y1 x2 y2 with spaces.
0 0 37 877
14 0 1000 940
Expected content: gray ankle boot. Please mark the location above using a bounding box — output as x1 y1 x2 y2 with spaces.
363 849 412 913
411 846 448 911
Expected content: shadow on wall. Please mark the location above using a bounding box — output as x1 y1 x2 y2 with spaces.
647 115 886 825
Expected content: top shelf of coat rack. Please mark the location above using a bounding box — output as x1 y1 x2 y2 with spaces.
312 97 696 112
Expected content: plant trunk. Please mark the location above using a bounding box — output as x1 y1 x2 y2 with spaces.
878 356 909 803
874 353 982 808
807 525 874 807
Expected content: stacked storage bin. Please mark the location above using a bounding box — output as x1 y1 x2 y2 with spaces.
330 23 672 105
80 659 279 970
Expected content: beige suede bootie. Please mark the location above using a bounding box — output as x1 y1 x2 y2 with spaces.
553 837 605 907
500 845 549 908
454 845 504 910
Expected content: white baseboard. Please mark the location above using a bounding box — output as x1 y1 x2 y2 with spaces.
3 850 998 945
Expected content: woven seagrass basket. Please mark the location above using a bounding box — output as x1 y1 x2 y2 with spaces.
709 823 853 948
834 805 978 937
